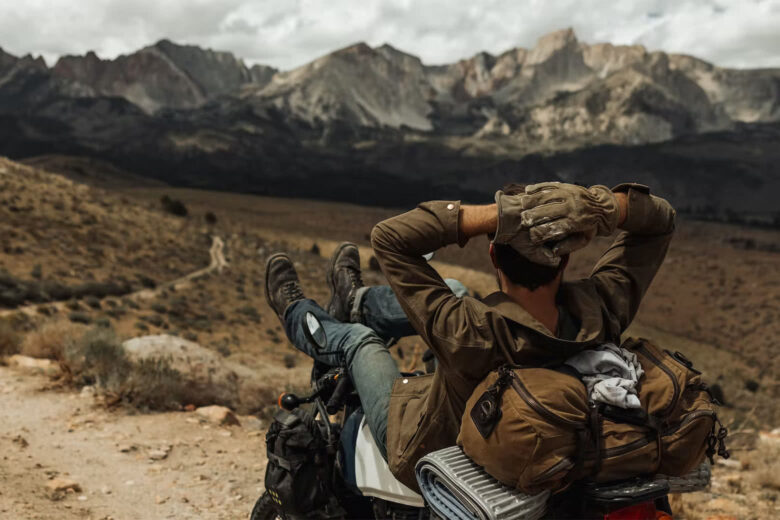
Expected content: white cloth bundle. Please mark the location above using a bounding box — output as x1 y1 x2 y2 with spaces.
564 343 645 409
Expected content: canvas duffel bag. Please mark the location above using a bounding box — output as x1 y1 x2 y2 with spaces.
457 337 729 494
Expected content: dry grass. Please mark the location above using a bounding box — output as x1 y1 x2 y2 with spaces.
0 318 21 356
744 441 780 491
61 326 188 410
0 157 207 305
20 320 86 360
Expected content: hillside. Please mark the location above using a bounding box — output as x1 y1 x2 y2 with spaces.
3 155 777 405
0 156 777 518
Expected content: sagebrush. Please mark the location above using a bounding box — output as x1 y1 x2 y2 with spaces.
62 326 188 410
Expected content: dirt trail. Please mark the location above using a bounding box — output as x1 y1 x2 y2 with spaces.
0 365 266 520
0 236 228 319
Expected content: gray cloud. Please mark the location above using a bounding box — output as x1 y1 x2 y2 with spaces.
1 0 778 70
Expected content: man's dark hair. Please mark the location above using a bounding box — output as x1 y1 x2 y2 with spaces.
492 183 565 291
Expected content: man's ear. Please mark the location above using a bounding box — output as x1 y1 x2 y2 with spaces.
489 242 498 269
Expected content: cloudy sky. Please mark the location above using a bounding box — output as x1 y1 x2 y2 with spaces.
1 0 778 70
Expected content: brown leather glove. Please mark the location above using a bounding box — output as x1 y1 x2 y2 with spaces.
494 190 561 267
520 182 619 254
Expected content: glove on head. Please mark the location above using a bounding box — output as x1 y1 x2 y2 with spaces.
520 183 619 249
493 190 561 267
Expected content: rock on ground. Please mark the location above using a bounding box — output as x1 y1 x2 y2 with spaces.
46 478 82 500
7 355 61 376
195 405 241 426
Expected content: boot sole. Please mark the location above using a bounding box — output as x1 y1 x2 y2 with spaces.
265 252 292 320
326 242 358 318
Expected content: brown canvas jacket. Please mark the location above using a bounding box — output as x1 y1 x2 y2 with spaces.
370 183 676 490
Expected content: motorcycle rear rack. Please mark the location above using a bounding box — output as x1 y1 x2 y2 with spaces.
416 446 549 520
416 446 712 520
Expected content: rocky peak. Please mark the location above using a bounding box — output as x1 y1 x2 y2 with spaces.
249 64 276 85
0 48 47 79
375 43 425 72
526 27 579 65
252 41 434 131
583 43 648 77
330 42 375 61
50 40 278 113
0 48 19 77
489 48 527 84
149 39 277 98
455 52 500 98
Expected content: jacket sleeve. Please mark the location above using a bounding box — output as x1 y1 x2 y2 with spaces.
590 183 676 333
370 201 498 380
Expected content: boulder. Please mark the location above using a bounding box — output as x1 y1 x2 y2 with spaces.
7 355 60 376
122 335 240 407
196 405 241 426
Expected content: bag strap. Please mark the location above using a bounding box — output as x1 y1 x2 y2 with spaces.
469 365 514 439
589 404 604 477
600 405 664 432
564 405 602 485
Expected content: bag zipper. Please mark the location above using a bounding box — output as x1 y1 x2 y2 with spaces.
534 457 575 482
635 344 680 417
601 434 653 458
509 372 582 428
602 410 716 458
664 349 702 375
663 409 716 436
539 435 655 477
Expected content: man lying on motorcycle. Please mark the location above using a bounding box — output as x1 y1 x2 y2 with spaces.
264 181 675 493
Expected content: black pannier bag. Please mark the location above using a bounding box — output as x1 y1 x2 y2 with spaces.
264 408 330 515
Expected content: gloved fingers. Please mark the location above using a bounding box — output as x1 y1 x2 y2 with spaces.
519 188 566 210
520 203 567 228
508 235 561 267
524 182 561 195
493 190 524 243
550 232 591 256
528 218 577 244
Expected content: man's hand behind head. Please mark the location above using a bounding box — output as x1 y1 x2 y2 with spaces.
520 182 621 251
493 189 560 267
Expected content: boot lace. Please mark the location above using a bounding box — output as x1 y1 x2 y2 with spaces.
346 266 363 290
281 280 303 301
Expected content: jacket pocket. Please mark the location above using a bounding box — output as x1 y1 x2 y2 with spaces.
386 375 432 469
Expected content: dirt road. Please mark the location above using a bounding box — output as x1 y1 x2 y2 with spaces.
0 366 265 520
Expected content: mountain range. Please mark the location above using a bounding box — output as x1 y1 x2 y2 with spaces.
1 29 779 218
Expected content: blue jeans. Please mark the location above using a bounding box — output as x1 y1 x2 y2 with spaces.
283 279 467 460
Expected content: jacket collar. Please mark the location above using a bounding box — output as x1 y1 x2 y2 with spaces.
481 281 605 345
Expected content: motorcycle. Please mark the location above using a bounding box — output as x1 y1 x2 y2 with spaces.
250 357 710 520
